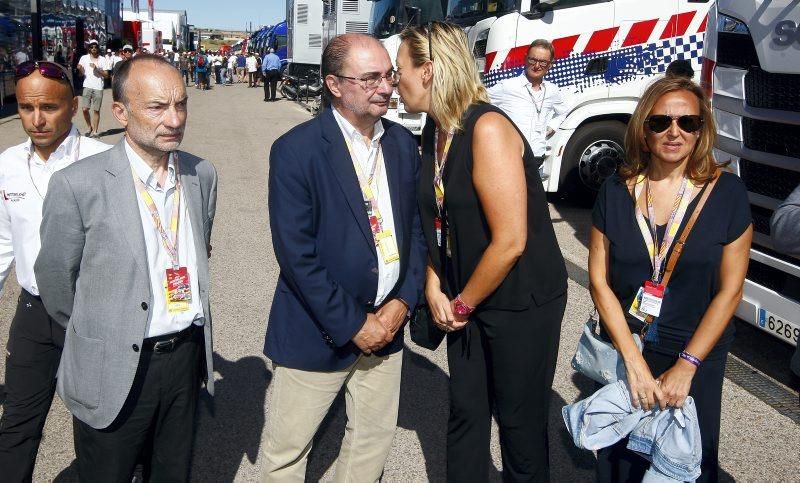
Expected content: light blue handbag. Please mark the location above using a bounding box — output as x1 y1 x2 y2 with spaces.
571 308 642 384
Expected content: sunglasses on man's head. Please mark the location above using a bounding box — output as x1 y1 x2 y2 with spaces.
645 114 703 133
15 61 71 82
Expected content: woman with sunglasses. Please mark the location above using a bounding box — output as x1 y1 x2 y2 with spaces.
396 22 568 481
589 75 752 482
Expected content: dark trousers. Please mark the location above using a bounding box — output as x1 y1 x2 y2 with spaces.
0 290 65 483
264 69 279 100
73 325 203 483
446 293 566 482
181 68 189 85
596 348 727 483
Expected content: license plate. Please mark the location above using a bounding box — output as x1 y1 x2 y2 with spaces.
758 308 799 345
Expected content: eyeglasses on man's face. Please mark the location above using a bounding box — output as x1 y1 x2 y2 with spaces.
335 69 398 90
526 57 552 68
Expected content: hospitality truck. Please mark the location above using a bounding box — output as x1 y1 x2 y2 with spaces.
701 0 800 346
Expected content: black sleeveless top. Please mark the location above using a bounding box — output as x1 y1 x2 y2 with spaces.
418 103 568 310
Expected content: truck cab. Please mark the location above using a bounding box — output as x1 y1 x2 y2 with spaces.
702 0 800 346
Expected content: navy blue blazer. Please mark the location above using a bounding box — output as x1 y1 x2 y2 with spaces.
265 108 426 371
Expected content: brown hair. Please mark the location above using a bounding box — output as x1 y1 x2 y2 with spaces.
620 76 722 183
399 21 488 132
528 39 555 60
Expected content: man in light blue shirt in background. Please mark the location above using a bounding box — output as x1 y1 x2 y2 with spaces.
262 48 282 102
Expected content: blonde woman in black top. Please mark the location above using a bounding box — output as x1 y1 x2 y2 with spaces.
395 22 567 481
589 76 752 482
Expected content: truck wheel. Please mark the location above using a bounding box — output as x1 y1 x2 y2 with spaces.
560 120 627 201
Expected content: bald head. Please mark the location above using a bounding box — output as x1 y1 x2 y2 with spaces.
16 71 78 155
112 53 180 105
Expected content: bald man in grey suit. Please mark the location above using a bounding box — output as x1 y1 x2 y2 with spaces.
34 54 217 481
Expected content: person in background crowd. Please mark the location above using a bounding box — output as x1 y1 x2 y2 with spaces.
173 49 180 67
260 33 425 482
103 49 114 88
220 54 228 87
770 185 800 380
179 52 191 86
77 39 108 137
589 75 752 483
254 54 262 88
262 48 281 102
488 39 570 177
195 49 209 90
237 53 247 83
213 53 223 85
0 60 110 483
34 54 218 482
112 44 134 80
395 22 568 481
226 53 237 84
246 52 258 88
666 59 695 79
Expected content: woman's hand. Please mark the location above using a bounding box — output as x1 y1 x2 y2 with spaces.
624 355 666 411
425 286 455 330
656 359 697 409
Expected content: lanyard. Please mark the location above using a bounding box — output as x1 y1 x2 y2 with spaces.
338 127 387 244
633 175 694 283
27 135 81 200
526 82 546 115
433 127 455 216
131 153 182 269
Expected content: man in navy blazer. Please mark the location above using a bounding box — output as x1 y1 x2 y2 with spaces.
260 34 426 482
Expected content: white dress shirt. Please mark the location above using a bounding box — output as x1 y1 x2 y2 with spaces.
332 108 400 306
0 126 111 295
246 55 257 73
488 76 571 157
125 140 204 337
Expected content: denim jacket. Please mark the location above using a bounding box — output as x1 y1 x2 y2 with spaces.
562 380 702 482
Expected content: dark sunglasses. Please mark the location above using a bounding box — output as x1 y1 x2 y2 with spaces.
15 61 71 82
427 22 434 61
645 114 703 133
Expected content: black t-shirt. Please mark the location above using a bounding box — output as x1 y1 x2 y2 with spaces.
592 171 751 359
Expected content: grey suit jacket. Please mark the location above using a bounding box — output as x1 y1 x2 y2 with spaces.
34 140 218 429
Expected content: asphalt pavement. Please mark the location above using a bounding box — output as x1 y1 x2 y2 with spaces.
0 80 797 482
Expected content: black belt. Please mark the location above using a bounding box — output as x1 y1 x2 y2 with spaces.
142 324 198 354
21 289 42 302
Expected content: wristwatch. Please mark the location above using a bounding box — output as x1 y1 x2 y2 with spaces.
453 294 475 317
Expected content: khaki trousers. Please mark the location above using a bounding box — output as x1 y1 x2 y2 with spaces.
260 350 403 483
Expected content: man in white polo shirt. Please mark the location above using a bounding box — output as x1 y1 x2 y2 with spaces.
0 60 110 482
77 40 108 137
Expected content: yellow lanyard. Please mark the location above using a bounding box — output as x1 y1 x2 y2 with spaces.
433 127 454 215
131 153 182 268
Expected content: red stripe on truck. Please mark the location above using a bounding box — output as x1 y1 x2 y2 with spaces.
583 27 620 54
660 11 696 39
622 19 659 47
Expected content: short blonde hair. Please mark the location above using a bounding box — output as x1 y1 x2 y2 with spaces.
399 22 488 132
621 76 722 183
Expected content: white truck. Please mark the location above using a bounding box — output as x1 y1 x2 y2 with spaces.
701 0 800 347
455 0 714 197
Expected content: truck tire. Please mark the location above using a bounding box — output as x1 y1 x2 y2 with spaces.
559 120 627 202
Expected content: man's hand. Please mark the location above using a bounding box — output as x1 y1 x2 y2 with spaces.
351 313 392 355
376 299 408 338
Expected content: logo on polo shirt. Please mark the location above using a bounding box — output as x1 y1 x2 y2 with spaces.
1 190 26 202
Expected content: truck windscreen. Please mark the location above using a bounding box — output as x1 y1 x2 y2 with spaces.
446 0 517 20
371 0 448 39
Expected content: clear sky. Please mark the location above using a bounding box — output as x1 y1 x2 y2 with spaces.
149 0 285 31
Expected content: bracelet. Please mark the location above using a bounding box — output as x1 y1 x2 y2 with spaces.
453 294 475 317
679 350 702 368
